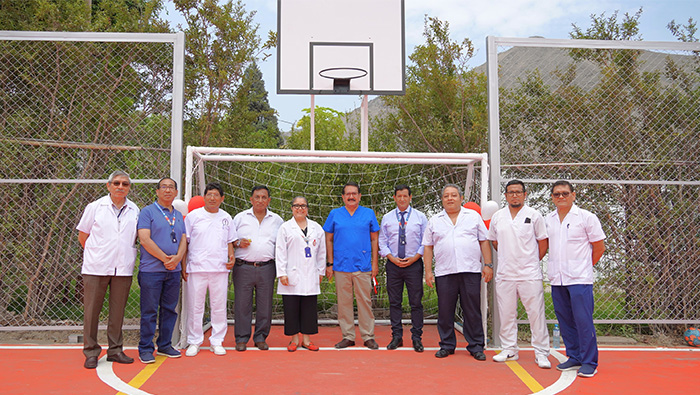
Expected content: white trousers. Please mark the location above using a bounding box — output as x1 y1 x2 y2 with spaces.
496 279 550 357
186 272 229 347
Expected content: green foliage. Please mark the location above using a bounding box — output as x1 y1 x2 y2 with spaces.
176 0 275 148
286 107 356 151
376 16 488 154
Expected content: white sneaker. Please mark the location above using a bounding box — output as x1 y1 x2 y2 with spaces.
185 344 199 357
492 351 519 362
212 345 227 356
536 354 552 369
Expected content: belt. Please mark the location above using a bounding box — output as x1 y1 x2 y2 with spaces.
235 258 274 267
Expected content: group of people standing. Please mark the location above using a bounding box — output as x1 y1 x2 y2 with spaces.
77 171 605 379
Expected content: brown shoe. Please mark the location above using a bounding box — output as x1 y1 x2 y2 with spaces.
235 343 247 351
364 339 379 349
255 341 269 350
84 356 98 369
106 352 134 364
334 339 355 349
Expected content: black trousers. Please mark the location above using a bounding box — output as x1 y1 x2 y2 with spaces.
386 258 424 341
282 294 318 336
435 272 484 353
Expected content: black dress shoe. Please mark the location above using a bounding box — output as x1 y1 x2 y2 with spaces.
412 339 424 353
334 339 356 349
106 352 134 364
386 337 403 350
84 356 98 369
435 349 455 358
255 341 269 350
364 339 379 349
471 351 486 361
235 343 247 351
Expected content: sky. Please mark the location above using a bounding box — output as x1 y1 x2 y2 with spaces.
163 0 698 131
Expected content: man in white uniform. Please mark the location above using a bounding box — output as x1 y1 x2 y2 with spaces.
488 180 550 368
184 182 237 357
545 180 606 378
77 170 139 369
422 184 493 360
232 185 283 351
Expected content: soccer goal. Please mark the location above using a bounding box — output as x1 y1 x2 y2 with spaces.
180 146 490 343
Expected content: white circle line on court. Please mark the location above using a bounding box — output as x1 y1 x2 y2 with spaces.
533 349 577 395
96 355 152 395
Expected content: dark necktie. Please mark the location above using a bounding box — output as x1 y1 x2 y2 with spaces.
398 211 406 259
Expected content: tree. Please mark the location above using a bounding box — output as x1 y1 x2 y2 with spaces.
286 107 356 151
375 16 488 154
224 62 281 148
175 0 275 148
499 8 700 324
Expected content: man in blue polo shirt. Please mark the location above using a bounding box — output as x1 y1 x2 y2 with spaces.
324 182 380 349
137 177 188 363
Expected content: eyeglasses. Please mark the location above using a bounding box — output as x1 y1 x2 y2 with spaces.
552 192 571 198
112 181 130 187
505 191 525 196
292 204 308 209
159 185 176 190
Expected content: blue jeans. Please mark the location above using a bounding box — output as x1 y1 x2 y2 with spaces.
552 284 598 367
138 271 181 354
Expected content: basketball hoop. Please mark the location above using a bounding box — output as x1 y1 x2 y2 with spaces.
319 67 368 93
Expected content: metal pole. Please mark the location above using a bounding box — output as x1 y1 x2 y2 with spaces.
486 36 502 348
310 94 315 151
361 94 369 151
171 32 186 199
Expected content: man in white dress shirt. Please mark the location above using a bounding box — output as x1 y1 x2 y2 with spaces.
232 185 283 351
422 184 493 360
379 184 428 352
545 180 605 378
488 179 551 368
77 170 139 369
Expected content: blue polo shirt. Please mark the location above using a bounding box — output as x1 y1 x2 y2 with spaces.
323 205 380 273
138 202 186 272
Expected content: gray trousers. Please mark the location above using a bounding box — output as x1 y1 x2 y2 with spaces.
232 262 276 343
82 274 132 358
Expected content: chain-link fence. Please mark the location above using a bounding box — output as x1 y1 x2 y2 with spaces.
0 32 184 328
184 148 488 328
487 37 700 325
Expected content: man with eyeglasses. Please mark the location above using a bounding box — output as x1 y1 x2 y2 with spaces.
324 182 380 349
77 170 139 369
232 185 283 351
378 184 428 352
545 180 606 378
136 177 188 363
488 180 551 368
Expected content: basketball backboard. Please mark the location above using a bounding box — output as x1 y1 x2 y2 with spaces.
277 0 405 95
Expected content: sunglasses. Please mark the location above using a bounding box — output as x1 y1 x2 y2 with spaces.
112 181 131 187
552 192 571 198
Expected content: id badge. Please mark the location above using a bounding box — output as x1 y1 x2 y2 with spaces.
305 246 312 258
171 231 177 243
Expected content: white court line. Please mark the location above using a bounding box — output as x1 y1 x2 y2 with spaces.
533 349 577 395
95 355 152 395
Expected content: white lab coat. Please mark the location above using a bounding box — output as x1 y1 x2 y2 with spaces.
275 218 326 296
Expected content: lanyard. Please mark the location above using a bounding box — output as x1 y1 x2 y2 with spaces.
155 202 176 231
395 207 412 229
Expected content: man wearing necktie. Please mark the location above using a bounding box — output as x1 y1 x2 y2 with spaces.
379 185 428 352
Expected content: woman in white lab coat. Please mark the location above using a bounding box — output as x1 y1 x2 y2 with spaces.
275 196 326 351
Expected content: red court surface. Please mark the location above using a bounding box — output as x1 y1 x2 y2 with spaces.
2 324 699 394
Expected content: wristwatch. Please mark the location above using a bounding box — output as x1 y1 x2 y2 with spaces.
484 263 493 268
326 262 334 267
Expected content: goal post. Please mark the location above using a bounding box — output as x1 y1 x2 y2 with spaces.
181 146 491 345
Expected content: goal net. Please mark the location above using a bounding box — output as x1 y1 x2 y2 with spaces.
181 147 489 339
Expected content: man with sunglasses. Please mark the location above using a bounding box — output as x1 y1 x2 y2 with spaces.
545 180 606 378
136 177 188 363
77 171 139 369
488 180 550 368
